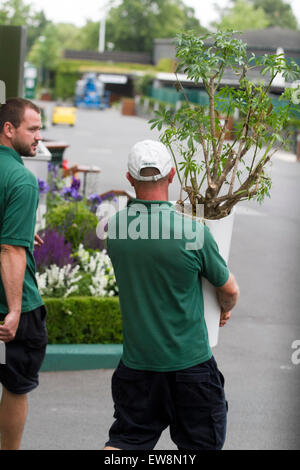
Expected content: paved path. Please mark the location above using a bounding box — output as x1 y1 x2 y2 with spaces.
2 104 300 450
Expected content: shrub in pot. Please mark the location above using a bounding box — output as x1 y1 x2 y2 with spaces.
150 30 300 345
151 30 299 219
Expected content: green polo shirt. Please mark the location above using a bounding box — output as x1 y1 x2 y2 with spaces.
0 145 43 313
107 199 229 372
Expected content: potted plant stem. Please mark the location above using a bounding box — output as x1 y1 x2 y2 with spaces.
150 30 300 346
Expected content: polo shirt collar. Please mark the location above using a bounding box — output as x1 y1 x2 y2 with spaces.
0 145 24 165
129 198 173 207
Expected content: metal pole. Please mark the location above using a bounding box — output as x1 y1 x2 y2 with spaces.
98 16 106 53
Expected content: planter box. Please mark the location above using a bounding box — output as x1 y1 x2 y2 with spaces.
121 98 135 116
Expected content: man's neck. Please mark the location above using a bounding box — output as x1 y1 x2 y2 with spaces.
134 188 169 201
0 137 13 150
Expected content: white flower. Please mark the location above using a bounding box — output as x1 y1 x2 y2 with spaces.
36 246 118 298
36 263 82 297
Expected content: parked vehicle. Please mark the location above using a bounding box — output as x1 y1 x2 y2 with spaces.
75 73 110 109
52 105 76 126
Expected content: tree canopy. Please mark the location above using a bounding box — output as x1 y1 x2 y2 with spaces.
226 0 299 30
216 0 270 31
249 0 298 30
105 0 206 53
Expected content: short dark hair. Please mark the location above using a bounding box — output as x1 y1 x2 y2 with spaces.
0 98 41 133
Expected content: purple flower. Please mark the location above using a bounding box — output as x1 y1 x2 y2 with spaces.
38 178 49 194
71 176 81 191
60 187 83 202
48 163 58 179
87 193 102 204
102 192 117 202
87 192 117 213
34 229 73 271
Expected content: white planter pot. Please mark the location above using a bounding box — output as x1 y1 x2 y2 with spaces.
173 203 235 348
203 209 235 347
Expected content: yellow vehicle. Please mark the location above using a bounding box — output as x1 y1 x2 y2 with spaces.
52 105 76 126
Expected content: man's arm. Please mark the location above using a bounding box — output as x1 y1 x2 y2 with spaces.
0 244 26 342
216 273 240 327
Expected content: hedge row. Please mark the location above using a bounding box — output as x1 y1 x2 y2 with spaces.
43 296 122 344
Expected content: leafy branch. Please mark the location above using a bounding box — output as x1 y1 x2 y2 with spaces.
150 30 300 219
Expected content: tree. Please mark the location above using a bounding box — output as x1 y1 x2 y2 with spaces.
0 0 50 52
55 23 84 51
105 0 206 53
79 20 100 51
0 0 31 25
250 0 298 30
216 0 270 31
26 10 49 51
28 23 62 87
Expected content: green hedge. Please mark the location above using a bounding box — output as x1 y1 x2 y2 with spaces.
44 296 122 344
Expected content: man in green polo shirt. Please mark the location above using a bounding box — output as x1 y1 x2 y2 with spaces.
0 98 47 450
104 140 239 450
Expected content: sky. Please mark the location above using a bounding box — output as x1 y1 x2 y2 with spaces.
27 0 300 29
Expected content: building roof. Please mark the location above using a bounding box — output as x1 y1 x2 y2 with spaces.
236 27 300 53
155 27 300 55
154 28 300 90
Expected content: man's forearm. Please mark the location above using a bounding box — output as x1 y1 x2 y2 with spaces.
216 291 238 313
216 273 240 313
0 245 26 314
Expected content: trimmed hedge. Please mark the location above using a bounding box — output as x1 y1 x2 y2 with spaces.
44 296 122 344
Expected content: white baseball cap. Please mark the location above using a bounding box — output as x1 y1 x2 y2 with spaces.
128 140 172 182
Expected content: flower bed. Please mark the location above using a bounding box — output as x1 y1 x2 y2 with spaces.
35 164 121 344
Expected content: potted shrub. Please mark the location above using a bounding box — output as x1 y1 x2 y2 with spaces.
150 30 300 346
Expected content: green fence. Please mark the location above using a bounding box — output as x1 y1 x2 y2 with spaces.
149 86 209 106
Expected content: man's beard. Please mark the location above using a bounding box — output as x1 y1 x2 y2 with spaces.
13 138 37 157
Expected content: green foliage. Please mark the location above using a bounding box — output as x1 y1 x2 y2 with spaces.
216 0 270 30
156 58 176 73
150 30 300 219
134 74 155 95
55 23 84 51
0 0 50 52
105 0 206 53
44 296 123 344
217 0 298 30
28 23 62 70
250 0 298 30
79 20 100 51
0 0 31 26
55 71 80 100
46 201 98 251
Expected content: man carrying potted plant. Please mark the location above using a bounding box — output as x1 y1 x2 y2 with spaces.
103 139 239 451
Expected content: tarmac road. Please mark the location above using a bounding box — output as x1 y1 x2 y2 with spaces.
2 105 300 450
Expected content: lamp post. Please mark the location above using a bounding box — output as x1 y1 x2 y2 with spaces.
98 15 106 53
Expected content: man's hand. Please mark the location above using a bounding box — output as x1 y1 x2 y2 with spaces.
0 311 21 342
34 234 44 247
219 311 231 327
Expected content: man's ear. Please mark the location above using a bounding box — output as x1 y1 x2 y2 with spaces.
168 167 176 183
2 122 14 139
126 172 135 187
